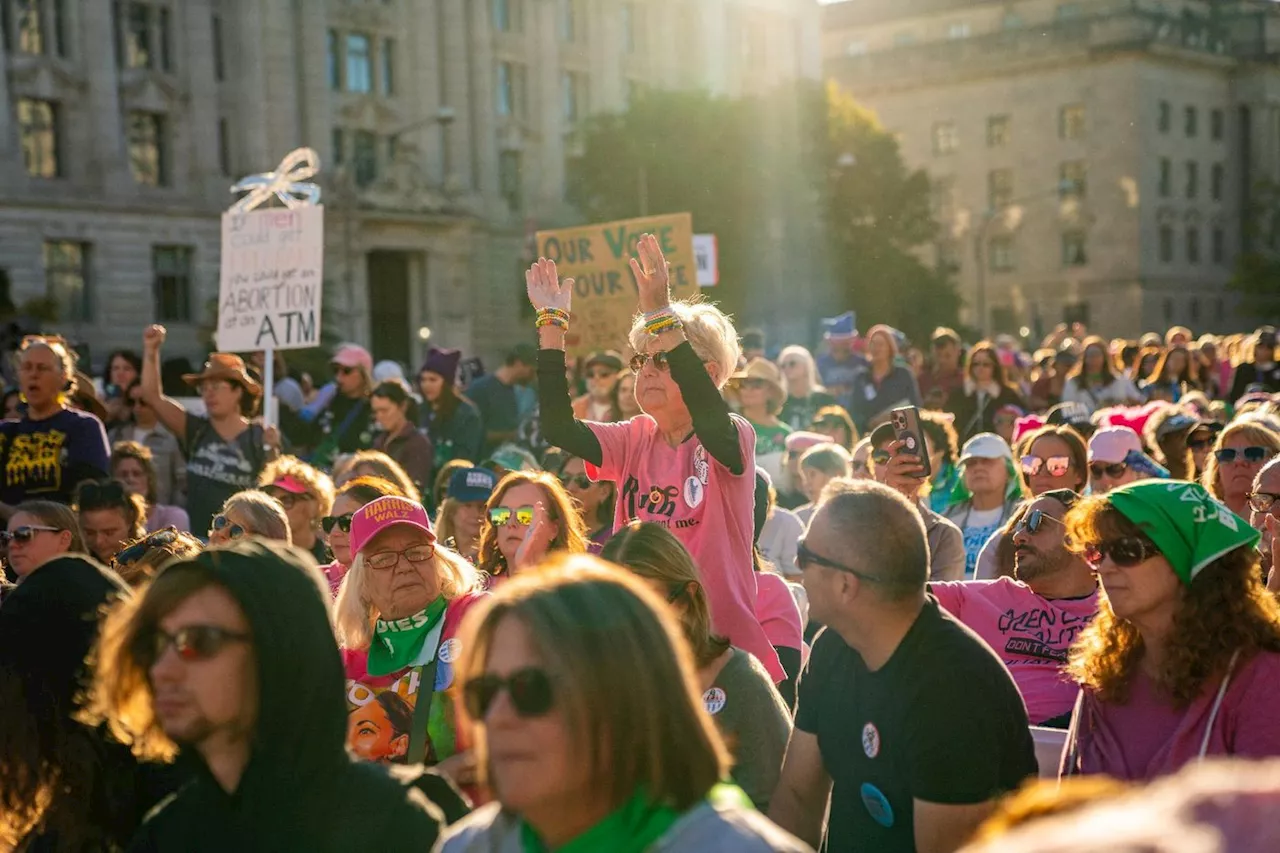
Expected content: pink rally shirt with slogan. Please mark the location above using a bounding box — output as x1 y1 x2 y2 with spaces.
931 578 1098 725
587 414 784 682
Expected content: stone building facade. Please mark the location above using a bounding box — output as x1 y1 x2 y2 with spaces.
823 0 1280 338
0 0 819 370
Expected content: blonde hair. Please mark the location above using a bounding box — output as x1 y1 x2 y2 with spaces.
476 471 589 578
258 455 336 516
337 450 421 504
456 555 730 810
219 490 291 544
627 298 741 390
777 345 823 395
334 540 481 650
1200 417 1280 500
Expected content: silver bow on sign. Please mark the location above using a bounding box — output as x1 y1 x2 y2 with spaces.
229 147 322 212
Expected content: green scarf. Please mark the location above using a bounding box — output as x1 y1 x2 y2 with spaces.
518 784 749 853
1108 481 1260 585
367 597 447 676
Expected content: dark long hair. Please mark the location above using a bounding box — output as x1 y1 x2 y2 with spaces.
1145 345 1196 388
371 378 420 424
966 340 1018 394
1067 336 1117 384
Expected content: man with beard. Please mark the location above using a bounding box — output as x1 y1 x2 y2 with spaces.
930 490 1098 727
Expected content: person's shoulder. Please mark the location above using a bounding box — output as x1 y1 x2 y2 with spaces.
770 506 804 533
658 799 813 853
438 802 520 852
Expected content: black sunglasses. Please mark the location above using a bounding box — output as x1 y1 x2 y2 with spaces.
1214 447 1272 465
629 351 671 373
321 513 353 534
1187 437 1215 450
560 473 592 490
463 667 555 720
144 625 251 667
796 540 884 584
112 528 180 569
1082 536 1160 569
1014 509 1063 536
0 524 61 544
1089 462 1128 480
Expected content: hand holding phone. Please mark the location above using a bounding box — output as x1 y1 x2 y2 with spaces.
891 406 932 480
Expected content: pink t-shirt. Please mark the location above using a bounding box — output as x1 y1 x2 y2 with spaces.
755 571 803 653
587 414 784 682
931 577 1099 724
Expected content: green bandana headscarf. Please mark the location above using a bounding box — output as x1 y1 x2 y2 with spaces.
1107 481 1260 585
367 597 447 676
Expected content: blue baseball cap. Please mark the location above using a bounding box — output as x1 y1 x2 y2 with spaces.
447 467 498 502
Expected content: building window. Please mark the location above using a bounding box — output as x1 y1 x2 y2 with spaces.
124 2 151 68
496 61 525 117
1159 158 1171 197
352 130 377 187
1212 227 1225 264
499 150 522 210
212 14 224 81
127 111 167 186
947 22 970 39
346 34 371 93
331 128 345 165
493 0 519 32
988 169 1013 209
15 0 43 54
1186 161 1198 199
621 3 637 53
1061 231 1087 266
560 0 578 42
1059 103 1086 139
326 29 341 90
1159 225 1174 262
1158 100 1170 133
1186 227 1200 264
1211 163 1224 202
932 121 958 155
1185 105 1197 137
158 7 170 70
562 71 586 122
152 246 194 322
43 241 91 322
217 118 231 175
930 176 955 220
16 98 60 178
987 115 1010 147
989 236 1016 272
1060 159 1087 199
1210 108 1224 141
379 39 394 95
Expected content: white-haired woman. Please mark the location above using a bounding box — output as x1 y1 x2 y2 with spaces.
777 345 835 432
335 495 487 783
527 237 784 684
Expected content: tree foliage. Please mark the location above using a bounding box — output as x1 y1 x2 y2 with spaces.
567 81 960 343
1228 178 1280 315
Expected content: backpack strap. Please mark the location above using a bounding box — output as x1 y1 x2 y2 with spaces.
407 659 439 765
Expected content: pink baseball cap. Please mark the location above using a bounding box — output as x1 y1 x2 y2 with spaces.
331 344 373 372
1089 426 1143 464
785 431 830 454
267 475 309 495
349 496 435 557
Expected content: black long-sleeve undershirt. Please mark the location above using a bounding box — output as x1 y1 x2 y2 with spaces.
537 342 745 475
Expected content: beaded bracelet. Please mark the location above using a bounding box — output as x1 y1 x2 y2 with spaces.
644 310 682 336
536 307 570 330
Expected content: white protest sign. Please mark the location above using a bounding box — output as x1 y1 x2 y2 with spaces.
694 233 719 287
217 205 324 352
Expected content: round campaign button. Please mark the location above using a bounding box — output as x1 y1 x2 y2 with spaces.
703 687 727 716
862 722 881 759
437 638 461 664
860 783 895 828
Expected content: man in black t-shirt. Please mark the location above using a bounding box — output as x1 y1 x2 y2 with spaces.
769 479 1037 853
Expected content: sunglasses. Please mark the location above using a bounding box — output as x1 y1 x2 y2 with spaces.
1082 536 1160 569
112 529 180 570
334 365 357 376
1014 509 1063 536
1021 455 1072 477
321 513 353 534
871 448 892 466
366 543 434 570
0 524 61 544
740 378 770 390
1187 437 1215 450
1248 492 1278 514
797 540 884 584
1213 447 1272 464
1089 462 1128 480
559 474 591 490
585 369 616 380
629 351 671 373
463 667 555 720
209 515 246 540
813 417 846 430
489 505 535 526
265 488 311 510
144 625 251 667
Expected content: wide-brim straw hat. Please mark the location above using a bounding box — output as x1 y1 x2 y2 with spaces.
728 358 787 407
182 353 263 397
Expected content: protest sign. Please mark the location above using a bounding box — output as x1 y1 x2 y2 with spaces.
217 206 324 352
693 234 719 287
535 213 698 356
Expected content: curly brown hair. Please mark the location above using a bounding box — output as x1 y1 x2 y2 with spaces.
1065 496 1280 707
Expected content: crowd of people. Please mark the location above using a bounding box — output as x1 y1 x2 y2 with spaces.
1 235 1280 851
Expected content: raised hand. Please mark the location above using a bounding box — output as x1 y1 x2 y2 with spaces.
629 233 671 314
143 325 167 355
514 501 557 572
525 258 572 315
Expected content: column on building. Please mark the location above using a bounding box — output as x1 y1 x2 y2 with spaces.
534 0 564 211
0 6 19 190
410 0 445 188
183 0 223 201
440 0 473 195
467 0 500 205
290 0 332 161
79 0 131 195
231 0 271 171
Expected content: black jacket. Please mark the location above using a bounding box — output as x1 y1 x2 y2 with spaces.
126 541 463 852
946 384 1025 442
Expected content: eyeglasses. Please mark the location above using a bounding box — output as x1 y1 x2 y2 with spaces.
0 525 61 544
629 351 671 373
144 625 251 667
1248 492 1278 514
1021 455 1072 477
196 380 232 395
112 529 180 571
209 515 246 540
1214 447 1272 465
366 543 435 570
265 488 312 510
560 474 592 490
1013 509 1063 536
463 667 555 720
1082 537 1160 569
321 513 353 534
796 540 884 584
489 505 535 526
1089 462 1128 480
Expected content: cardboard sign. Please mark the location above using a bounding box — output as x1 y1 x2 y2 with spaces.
217 206 324 352
535 213 698 356
694 233 719 287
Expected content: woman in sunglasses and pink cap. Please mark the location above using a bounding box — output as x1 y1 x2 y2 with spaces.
298 343 377 469
334 495 487 785
1061 480 1280 781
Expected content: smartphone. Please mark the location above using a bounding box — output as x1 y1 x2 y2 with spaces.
891 406 931 479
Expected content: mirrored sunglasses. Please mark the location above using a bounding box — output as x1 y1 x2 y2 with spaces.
210 515 246 539
629 351 671 373
1013 509 1063 536
1248 492 1278 514
145 625 251 666
489 505 535 527
1021 455 1072 477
